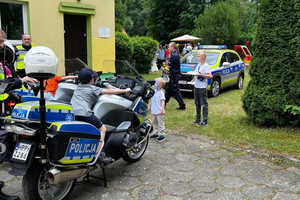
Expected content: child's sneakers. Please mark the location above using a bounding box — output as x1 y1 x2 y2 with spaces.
157 135 165 142
150 134 159 138
150 134 165 142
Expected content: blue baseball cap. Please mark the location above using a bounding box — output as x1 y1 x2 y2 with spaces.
78 68 95 83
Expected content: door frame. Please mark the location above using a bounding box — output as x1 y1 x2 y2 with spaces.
59 2 94 67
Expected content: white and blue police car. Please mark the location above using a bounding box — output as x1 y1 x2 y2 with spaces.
179 45 245 97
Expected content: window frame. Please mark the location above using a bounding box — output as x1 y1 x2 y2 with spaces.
220 52 229 67
0 0 28 45
228 52 240 63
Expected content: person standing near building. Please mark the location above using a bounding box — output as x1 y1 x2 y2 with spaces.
156 45 165 70
190 50 212 126
164 46 169 62
165 42 186 110
15 34 36 78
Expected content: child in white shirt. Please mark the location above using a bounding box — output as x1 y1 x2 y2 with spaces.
148 78 166 142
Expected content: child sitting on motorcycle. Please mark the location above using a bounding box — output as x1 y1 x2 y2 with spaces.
71 68 131 163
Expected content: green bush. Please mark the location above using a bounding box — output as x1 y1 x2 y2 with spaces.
285 105 300 126
130 36 158 74
242 0 299 126
115 32 133 61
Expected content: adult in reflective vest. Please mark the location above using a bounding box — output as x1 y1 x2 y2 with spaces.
15 34 36 78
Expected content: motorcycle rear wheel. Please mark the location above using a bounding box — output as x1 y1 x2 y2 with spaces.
122 136 149 163
22 161 76 200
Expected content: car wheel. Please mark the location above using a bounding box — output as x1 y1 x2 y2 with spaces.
236 75 244 90
210 78 220 97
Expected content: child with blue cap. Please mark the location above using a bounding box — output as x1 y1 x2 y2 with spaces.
71 68 131 163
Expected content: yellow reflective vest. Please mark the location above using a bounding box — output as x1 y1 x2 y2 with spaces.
16 45 36 70
0 67 9 101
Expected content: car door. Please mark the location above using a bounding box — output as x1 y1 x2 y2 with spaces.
219 52 231 86
227 52 243 85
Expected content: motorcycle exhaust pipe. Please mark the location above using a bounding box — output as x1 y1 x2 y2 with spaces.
47 166 96 185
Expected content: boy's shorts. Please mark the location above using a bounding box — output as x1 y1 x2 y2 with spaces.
75 114 103 129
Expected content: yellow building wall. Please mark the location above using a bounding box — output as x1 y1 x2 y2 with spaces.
17 0 115 75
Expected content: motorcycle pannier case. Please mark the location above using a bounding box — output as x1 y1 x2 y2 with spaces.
47 121 100 165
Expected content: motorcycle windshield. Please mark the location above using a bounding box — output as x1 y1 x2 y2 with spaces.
64 58 145 82
103 60 144 80
64 58 89 75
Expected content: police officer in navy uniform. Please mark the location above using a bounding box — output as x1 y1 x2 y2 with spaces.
0 29 37 200
165 42 186 110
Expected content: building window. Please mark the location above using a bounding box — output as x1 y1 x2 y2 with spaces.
0 1 28 45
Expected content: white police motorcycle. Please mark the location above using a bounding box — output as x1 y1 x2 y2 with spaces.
2 47 154 200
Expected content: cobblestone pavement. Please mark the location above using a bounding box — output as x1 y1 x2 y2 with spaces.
1 133 300 200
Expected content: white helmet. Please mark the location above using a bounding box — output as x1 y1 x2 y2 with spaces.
24 46 58 79
0 41 15 64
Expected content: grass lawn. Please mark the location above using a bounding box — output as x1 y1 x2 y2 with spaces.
143 71 300 162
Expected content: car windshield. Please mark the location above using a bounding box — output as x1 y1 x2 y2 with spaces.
181 52 219 65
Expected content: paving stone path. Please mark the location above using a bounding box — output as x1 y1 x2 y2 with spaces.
1 132 300 200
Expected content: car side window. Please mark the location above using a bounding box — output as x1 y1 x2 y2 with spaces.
229 52 240 63
220 53 229 67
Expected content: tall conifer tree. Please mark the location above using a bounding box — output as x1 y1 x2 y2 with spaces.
242 0 299 126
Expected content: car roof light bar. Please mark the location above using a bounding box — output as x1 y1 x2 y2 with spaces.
199 45 227 49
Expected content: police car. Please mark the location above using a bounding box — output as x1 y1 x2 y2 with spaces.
179 45 245 97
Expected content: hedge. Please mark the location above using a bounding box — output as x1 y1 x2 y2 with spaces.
115 32 133 61
130 36 158 74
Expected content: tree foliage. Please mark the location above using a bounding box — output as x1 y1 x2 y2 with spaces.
115 0 133 32
144 0 184 44
115 0 260 45
242 0 299 126
115 0 148 36
193 1 241 47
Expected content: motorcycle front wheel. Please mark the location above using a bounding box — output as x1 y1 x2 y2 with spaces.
122 136 149 163
22 161 76 200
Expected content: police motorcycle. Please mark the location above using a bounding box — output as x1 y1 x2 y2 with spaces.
2 47 154 200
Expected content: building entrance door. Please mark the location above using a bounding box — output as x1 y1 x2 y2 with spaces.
64 14 87 74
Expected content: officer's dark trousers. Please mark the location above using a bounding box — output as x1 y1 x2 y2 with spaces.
165 74 186 109
156 59 164 70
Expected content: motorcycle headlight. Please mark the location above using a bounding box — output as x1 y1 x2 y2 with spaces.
5 125 13 132
5 124 37 136
23 128 37 136
13 126 25 135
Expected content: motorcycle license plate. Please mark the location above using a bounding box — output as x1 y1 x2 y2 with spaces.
12 142 31 161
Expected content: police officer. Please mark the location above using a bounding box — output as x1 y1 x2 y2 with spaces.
0 29 37 200
165 42 186 110
15 34 36 78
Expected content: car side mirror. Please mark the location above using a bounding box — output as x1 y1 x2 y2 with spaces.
222 62 230 68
